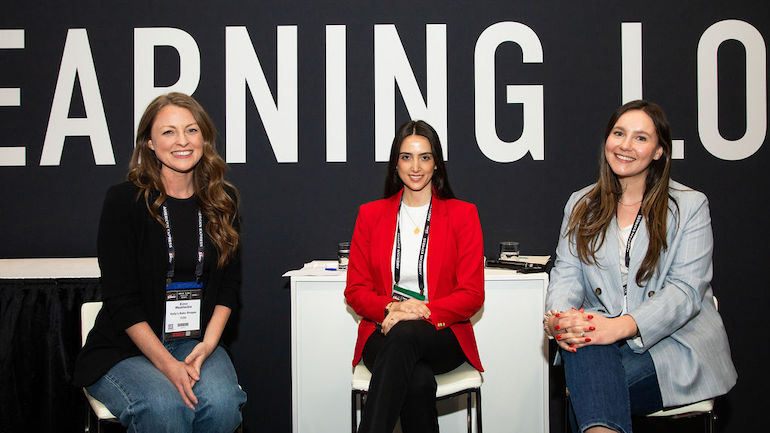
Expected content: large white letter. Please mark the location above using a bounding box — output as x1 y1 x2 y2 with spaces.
698 19 767 160
326 25 347 162
226 26 298 163
621 22 643 103
374 24 447 162
41 29 114 166
0 29 25 166
134 28 200 136
621 23 684 158
475 22 543 163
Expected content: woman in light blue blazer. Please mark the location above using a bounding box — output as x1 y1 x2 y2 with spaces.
544 100 737 433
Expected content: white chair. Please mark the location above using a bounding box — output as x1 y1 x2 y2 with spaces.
563 296 721 433
642 296 721 431
81 301 122 433
646 399 715 432
564 382 715 433
351 362 483 433
80 302 245 433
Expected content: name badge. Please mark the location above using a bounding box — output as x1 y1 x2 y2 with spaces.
164 281 202 341
392 284 425 302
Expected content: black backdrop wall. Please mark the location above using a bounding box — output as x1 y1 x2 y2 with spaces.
1 1 768 432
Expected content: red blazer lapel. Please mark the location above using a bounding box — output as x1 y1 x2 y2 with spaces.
427 194 447 300
373 190 402 295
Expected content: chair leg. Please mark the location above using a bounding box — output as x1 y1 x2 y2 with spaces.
476 389 483 433
466 391 472 433
564 394 571 433
85 404 91 433
351 391 358 433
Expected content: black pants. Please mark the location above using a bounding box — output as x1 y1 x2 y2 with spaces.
358 320 466 433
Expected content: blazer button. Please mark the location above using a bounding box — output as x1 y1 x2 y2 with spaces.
648 291 655 297
595 287 602 296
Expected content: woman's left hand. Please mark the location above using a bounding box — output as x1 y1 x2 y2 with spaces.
390 299 431 319
553 309 638 350
184 341 216 386
381 310 421 335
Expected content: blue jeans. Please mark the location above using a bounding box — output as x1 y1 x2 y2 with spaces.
86 339 247 433
562 342 663 433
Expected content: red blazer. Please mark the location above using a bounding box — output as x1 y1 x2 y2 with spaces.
344 190 485 371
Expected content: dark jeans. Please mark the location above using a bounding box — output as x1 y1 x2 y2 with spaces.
562 342 663 433
358 320 466 433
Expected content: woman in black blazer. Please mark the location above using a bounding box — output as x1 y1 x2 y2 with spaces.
73 93 246 433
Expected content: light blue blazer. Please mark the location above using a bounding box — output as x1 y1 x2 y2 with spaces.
547 180 737 407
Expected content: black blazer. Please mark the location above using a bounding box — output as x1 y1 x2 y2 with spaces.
73 182 241 387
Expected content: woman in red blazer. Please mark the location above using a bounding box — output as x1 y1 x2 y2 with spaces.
344 120 484 433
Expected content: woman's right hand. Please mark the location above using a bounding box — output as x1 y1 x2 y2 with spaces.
390 299 431 319
554 309 639 351
160 358 200 409
549 309 594 353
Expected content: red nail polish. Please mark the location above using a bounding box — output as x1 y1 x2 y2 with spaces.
572 307 576 311
585 338 591 342
589 326 595 331
587 315 593 319
556 335 562 340
579 307 584 311
568 343 574 347
555 313 560 317
554 325 560 330
572 348 577 352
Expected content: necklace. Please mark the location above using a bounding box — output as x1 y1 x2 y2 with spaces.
401 206 422 234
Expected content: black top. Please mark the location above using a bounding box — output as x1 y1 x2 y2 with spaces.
164 195 200 282
73 182 241 387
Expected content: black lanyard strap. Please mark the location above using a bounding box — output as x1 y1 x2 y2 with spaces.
624 209 643 269
162 202 205 285
394 198 432 296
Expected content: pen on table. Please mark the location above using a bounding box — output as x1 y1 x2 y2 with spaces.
325 266 337 271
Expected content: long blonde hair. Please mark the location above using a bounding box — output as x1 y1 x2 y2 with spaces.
566 100 677 286
128 92 239 267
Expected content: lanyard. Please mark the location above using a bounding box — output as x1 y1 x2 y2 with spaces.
624 209 643 268
394 198 432 296
161 202 204 285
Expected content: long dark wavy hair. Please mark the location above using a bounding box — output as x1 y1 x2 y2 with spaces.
565 100 677 286
128 92 239 268
383 120 455 200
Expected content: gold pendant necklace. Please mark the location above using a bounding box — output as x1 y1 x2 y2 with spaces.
401 206 422 234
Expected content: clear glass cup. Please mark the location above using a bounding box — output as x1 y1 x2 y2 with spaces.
499 241 520 261
337 241 351 270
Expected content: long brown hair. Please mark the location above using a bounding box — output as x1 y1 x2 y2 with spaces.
384 120 455 199
128 92 239 267
566 100 676 286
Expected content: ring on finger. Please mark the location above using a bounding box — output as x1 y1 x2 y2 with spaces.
580 332 585 337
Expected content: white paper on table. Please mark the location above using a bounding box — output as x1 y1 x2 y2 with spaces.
507 255 550 265
282 260 346 277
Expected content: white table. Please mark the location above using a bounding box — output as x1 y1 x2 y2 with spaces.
290 268 549 433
